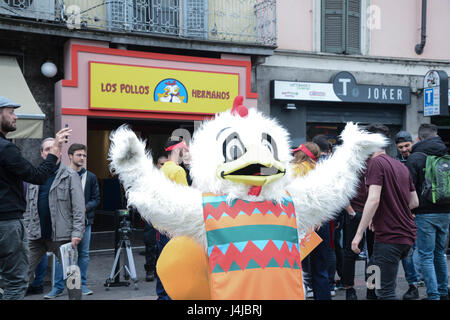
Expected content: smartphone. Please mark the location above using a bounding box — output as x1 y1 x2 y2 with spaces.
65 124 68 143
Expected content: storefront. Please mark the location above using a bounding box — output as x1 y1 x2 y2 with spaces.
55 40 257 248
266 70 411 155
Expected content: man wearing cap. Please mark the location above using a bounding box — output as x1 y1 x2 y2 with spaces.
155 136 189 300
395 131 414 164
393 130 422 299
0 96 71 299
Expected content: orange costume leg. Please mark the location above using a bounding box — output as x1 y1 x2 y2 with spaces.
156 236 211 300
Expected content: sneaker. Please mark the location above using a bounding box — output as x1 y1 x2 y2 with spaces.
402 284 419 300
26 285 43 296
43 288 64 299
330 290 336 297
416 280 425 287
145 270 155 282
82 286 93 296
346 287 358 300
306 288 314 299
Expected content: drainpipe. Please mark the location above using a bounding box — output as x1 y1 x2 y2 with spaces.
415 0 427 55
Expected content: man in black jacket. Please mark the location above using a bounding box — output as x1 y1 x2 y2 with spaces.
405 123 449 300
0 96 71 300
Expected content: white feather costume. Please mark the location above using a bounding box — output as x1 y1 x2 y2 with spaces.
108 97 387 299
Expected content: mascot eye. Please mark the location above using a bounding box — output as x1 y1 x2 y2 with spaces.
262 133 278 160
223 133 246 162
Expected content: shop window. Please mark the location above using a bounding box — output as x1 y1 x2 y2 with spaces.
321 0 361 54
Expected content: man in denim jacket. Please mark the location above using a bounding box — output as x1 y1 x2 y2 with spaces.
23 137 85 299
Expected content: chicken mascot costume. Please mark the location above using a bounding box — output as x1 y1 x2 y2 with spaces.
108 96 386 300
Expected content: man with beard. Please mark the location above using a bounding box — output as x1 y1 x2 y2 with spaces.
395 131 414 164
0 96 71 299
394 130 422 299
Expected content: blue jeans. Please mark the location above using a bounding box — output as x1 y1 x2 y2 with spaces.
415 214 450 300
31 254 48 287
309 222 331 300
401 243 421 285
53 224 92 290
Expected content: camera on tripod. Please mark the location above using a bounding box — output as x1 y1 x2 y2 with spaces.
116 209 133 239
105 208 139 290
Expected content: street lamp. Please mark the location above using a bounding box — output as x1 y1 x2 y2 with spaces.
41 61 57 78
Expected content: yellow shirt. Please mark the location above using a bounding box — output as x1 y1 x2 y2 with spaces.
161 161 188 186
292 161 316 177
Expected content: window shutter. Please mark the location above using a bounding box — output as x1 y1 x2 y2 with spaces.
183 0 208 39
321 0 346 53
346 0 361 54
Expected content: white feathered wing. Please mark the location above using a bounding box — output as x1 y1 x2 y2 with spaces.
108 125 207 247
286 122 388 233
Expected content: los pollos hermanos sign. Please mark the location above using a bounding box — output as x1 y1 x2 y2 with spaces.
271 71 411 105
89 61 239 115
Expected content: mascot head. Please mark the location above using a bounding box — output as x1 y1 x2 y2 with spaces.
189 96 293 202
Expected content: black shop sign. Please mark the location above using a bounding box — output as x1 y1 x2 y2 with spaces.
332 71 411 105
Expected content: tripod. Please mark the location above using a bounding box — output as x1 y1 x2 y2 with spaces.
105 217 139 290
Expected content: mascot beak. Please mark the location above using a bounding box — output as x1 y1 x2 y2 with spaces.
216 145 285 187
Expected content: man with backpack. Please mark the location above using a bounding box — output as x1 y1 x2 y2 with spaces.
406 123 450 300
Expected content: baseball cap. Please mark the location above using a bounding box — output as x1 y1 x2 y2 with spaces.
394 131 413 144
0 96 21 109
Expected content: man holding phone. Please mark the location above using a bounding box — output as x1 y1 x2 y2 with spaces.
0 96 71 300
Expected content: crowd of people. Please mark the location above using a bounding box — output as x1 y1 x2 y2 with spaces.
292 124 449 300
1 95 449 300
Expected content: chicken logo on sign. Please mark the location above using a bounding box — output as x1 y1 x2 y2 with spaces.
154 79 188 103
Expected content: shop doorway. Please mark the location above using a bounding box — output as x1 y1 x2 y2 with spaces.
86 117 194 250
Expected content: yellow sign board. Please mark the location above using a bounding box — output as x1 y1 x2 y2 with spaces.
89 62 239 114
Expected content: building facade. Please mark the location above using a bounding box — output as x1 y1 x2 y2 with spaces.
1 0 450 247
0 0 276 247
259 0 450 153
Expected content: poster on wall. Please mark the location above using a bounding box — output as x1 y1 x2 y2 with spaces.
89 62 240 114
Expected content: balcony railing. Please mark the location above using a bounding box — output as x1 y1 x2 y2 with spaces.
0 0 277 46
